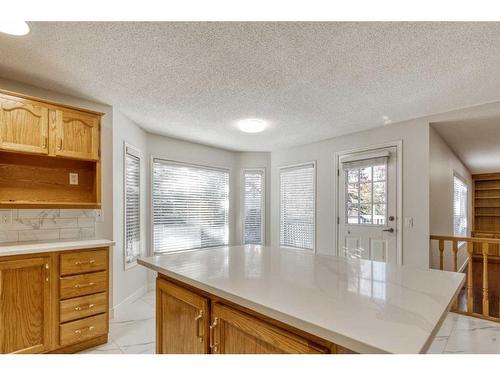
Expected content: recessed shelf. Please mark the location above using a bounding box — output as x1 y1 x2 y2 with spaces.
475 197 500 199
476 188 500 191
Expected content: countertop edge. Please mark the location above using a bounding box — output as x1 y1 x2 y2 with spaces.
0 239 115 257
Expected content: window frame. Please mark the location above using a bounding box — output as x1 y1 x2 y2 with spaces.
278 161 317 252
123 142 142 270
241 168 266 245
453 172 469 239
150 156 231 254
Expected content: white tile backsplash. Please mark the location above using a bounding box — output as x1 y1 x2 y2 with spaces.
0 209 97 243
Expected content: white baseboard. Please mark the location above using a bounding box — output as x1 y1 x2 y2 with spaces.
110 285 149 317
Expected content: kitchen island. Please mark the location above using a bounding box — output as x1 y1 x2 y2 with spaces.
138 245 464 354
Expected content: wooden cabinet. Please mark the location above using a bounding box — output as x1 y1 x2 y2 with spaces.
210 303 327 354
156 278 209 354
155 275 351 354
0 247 110 354
0 94 49 155
0 256 52 354
52 109 100 161
0 89 103 209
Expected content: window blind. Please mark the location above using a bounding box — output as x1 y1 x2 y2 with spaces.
152 159 229 253
124 145 141 266
279 163 315 250
243 170 264 245
453 175 468 237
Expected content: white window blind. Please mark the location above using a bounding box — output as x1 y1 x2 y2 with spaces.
279 163 315 250
453 175 468 237
243 169 264 245
124 145 141 267
152 159 229 253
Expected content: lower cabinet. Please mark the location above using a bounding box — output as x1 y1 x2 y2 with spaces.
0 247 110 354
156 276 345 354
156 278 209 354
0 256 52 354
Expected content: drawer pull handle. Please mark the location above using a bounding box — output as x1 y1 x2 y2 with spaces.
74 326 95 334
75 259 96 265
75 303 95 311
209 317 218 353
194 310 203 342
74 282 95 288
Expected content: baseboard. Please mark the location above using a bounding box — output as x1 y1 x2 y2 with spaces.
110 285 149 317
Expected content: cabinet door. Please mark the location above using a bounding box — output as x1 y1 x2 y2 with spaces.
0 95 49 154
210 303 327 354
156 278 209 354
0 257 52 353
53 109 100 160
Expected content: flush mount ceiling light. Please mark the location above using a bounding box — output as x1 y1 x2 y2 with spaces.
237 118 267 133
0 21 30 36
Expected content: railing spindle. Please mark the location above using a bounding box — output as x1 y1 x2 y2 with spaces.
467 241 474 313
439 240 444 271
482 242 489 317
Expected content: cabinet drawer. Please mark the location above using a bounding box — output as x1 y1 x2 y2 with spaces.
60 271 107 299
60 292 107 323
60 249 107 276
60 313 108 346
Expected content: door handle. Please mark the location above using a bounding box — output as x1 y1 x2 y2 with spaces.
382 228 394 233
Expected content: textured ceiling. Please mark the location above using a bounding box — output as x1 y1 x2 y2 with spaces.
2 22 500 151
433 118 500 174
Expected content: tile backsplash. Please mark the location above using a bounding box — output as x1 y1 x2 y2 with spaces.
0 209 97 243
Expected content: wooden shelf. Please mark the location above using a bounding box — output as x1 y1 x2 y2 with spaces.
476 214 500 217
476 197 500 199
476 188 500 191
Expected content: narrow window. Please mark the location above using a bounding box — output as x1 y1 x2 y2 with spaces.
243 169 265 245
453 174 468 238
124 144 141 267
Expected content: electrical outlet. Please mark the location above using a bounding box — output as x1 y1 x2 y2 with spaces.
0 210 12 225
95 209 104 222
69 173 79 185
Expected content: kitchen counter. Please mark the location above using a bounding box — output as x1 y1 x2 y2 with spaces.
138 245 465 354
0 238 115 257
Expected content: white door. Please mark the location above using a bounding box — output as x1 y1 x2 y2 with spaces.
338 146 398 263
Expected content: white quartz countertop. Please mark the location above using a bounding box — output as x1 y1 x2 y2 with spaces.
138 245 465 354
0 238 115 257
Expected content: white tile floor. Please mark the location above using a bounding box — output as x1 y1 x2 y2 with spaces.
80 290 500 354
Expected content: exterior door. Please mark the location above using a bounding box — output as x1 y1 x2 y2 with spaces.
53 109 100 160
210 303 327 354
0 256 52 354
338 146 398 263
0 95 49 155
156 278 209 354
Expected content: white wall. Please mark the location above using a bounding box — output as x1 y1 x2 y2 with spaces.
429 126 472 271
112 110 151 312
270 119 431 269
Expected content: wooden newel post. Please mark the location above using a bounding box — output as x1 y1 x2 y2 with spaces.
439 240 444 271
482 242 489 317
452 240 459 310
467 241 474 313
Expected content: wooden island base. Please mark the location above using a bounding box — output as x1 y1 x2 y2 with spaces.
156 275 356 354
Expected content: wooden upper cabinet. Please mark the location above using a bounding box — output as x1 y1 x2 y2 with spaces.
210 303 328 354
156 278 209 354
52 109 100 161
0 256 52 354
0 95 49 155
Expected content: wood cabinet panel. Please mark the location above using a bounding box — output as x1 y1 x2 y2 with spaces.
60 292 107 323
210 303 327 354
156 278 209 354
53 109 100 161
60 271 107 300
60 249 107 276
59 313 108 346
0 95 49 155
0 256 52 354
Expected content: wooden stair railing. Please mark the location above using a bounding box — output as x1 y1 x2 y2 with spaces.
430 235 500 321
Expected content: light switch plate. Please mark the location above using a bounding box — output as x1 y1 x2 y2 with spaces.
404 217 414 228
0 210 12 225
69 173 79 185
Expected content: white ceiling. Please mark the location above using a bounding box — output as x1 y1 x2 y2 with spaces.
2 22 500 151
432 118 500 174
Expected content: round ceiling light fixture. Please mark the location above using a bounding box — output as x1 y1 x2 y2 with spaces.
0 21 30 36
237 118 267 133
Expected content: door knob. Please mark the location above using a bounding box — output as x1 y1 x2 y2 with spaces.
382 228 394 233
